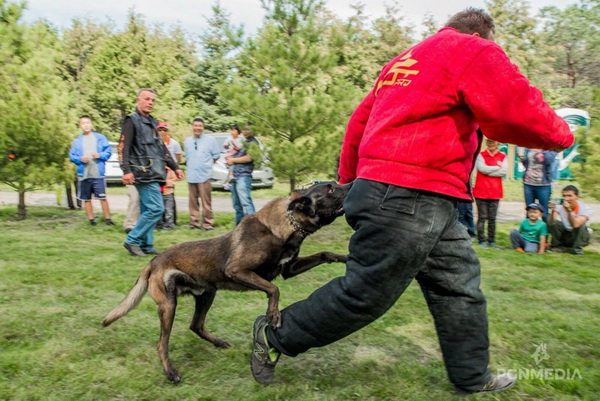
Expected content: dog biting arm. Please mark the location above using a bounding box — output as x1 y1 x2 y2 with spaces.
281 252 348 279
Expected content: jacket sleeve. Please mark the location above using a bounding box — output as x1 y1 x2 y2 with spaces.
458 45 574 151
119 117 134 174
69 138 82 165
97 135 111 162
476 153 500 175
338 90 375 184
488 156 508 177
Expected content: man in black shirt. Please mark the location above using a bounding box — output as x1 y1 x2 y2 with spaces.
119 88 184 256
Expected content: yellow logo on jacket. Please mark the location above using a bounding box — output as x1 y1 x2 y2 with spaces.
375 51 420 96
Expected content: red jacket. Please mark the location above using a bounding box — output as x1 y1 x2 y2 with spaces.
338 27 574 199
473 149 507 200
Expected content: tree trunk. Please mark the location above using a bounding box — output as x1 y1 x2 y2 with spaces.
17 189 26 220
289 176 296 193
65 183 75 209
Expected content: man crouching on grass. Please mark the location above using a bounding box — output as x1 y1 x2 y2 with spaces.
248 7 574 396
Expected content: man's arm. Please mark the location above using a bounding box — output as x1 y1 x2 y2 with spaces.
97 135 112 162
547 201 558 226
458 45 574 151
119 118 136 185
475 153 500 175
68 139 83 165
487 156 508 177
338 90 376 184
564 201 588 229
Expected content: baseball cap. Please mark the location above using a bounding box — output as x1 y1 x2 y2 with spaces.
157 121 169 129
526 203 544 212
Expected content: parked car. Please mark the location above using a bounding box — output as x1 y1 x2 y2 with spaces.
104 136 276 189
208 133 274 190
105 142 124 184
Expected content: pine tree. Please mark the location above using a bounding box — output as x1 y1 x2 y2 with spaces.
222 0 360 191
0 2 72 219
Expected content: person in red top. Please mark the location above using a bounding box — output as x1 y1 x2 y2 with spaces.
473 138 508 248
249 8 574 395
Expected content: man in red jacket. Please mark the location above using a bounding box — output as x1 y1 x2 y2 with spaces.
250 8 574 395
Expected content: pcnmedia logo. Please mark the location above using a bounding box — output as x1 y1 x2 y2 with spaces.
497 343 582 381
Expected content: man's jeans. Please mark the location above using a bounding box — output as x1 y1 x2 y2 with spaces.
524 184 551 221
267 179 491 390
126 182 164 251
458 202 475 237
231 175 255 225
549 220 590 252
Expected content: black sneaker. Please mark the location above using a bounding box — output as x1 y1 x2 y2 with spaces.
455 373 517 396
250 315 281 385
105 218 115 226
123 242 147 257
89 219 97 226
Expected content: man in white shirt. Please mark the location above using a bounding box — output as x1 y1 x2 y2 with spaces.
548 185 593 255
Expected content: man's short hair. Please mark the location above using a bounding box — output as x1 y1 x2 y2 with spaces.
444 8 495 39
562 185 579 195
193 118 204 124
137 88 156 97
79 115 92 121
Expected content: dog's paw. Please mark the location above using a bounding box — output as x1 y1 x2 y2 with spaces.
267 311 282 329
214 339 232 349
327 253 348 263
165 368 181 384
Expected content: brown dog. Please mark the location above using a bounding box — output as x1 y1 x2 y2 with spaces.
102 181 351 383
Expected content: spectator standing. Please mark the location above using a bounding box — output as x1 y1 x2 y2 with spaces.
157 167 178 231
184 118 220 230
510 203 548 253
226 125 259 224
517 147 556 221
221 124 244 191
157 122 182 163
119 88 184 256
473 138 507 248
69 115 114 226
248 8 574 395
548 185 593 255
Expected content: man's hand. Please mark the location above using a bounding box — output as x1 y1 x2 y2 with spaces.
92 152 99 159
81 156 89 163
563 200 573 212
226 158 234 166
175 169 185 180
122 172 135 185
548 201 556 211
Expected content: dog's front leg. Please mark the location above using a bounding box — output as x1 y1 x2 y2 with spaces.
225 270 282 328
281 252 347 279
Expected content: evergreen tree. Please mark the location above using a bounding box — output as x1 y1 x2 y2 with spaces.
184 2 244 131
0 1 72 219
539 0 600 110
223 0 360 191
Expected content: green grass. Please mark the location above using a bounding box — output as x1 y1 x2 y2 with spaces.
0 206 599 400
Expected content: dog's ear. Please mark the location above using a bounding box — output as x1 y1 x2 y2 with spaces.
288 196 316 217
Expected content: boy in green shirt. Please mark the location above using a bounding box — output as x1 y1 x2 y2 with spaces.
510 203 548 253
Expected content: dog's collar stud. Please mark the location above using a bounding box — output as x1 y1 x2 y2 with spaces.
286 210 314 238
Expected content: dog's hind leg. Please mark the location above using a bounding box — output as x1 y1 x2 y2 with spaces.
156 292 181 383
190 290 232 348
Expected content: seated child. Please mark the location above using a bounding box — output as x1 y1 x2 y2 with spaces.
510 203 548 253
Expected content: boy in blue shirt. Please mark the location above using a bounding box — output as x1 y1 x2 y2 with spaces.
510 203 548 253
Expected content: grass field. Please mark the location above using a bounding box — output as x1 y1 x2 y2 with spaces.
0 206 599 400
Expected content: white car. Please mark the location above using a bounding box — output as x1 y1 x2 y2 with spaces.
105 142 124 184
208 133 274 190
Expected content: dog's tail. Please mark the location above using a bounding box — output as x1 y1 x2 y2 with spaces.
102 263 152 327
